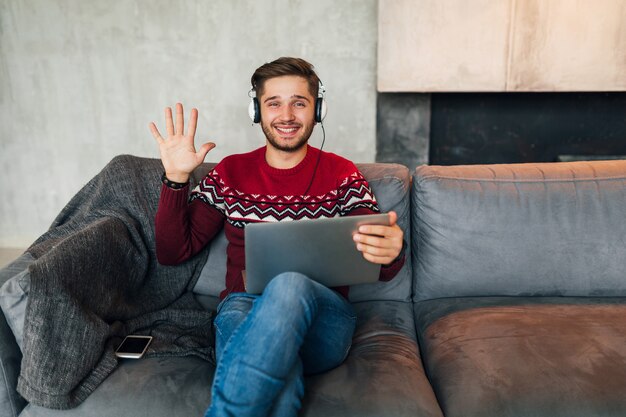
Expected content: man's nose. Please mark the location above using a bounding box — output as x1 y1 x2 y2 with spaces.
279 106 295 121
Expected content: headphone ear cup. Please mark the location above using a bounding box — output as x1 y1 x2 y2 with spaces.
248 98 261 123
315 98 327 123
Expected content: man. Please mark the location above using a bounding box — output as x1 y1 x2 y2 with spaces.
149 57 405 417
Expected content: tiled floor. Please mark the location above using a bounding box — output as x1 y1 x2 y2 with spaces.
0 248 25 269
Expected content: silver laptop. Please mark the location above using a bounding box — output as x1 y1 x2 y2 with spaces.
244 213 390 294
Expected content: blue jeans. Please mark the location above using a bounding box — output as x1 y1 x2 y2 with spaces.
204 272 357 417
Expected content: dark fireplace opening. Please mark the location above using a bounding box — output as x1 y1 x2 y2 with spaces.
430 92 626 165
377 92 626 167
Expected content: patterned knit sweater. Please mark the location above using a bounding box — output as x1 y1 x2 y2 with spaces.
155 145 404 299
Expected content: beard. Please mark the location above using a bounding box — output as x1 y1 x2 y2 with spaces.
261 121 315 153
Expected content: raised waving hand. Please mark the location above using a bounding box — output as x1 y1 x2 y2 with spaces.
149 103 216 183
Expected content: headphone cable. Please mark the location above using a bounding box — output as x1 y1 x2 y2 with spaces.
303 122 325 196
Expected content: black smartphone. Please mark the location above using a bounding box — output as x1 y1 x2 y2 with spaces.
115 335 153 359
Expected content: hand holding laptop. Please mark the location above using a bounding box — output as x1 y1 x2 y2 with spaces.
353 211 404 266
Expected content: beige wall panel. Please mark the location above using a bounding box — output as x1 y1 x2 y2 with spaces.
508 0 626 91
379 0 626 92
378 0 512 92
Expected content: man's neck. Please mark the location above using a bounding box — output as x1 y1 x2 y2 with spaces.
264 144 308 169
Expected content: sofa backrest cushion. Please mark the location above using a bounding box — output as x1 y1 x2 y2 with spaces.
348 163 412 302
193 162 413 303
411 160 626 302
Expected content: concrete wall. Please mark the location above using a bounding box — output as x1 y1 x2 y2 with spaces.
0 0 378 247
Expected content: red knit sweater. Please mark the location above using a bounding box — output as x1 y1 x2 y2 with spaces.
155 145 404 300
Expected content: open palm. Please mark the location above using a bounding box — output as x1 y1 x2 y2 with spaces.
149 103 215 183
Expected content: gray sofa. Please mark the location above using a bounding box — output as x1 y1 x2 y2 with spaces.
1 157 625 417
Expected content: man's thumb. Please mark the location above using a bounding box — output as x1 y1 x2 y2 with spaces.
198 142 216 160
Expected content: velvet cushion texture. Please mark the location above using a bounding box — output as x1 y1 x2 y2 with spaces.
411 160 626 301
303 300 442 417
414 297 626 417
22 301 443 417
411 160 626 417
18 357 214 417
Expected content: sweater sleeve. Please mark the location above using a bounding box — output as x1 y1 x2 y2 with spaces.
155 183 225 265
378 243 406 281
338 170 380 216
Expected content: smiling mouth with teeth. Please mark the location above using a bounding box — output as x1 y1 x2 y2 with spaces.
275 126 300 134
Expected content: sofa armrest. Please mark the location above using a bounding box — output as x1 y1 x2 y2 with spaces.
302 300 443 417
0 252 33 417
0 307 26 417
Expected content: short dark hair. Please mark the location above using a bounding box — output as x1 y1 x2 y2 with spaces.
251 57 320 98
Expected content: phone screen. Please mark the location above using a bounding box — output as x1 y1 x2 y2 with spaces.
115 336 153 358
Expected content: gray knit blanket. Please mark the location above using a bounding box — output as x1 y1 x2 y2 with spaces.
17 155 215 409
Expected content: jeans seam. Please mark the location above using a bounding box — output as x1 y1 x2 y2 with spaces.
214 322 224 340
210 294 257 414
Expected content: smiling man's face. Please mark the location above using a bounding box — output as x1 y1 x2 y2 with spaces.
259 75 316 153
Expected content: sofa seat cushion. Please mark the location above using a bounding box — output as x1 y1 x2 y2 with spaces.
19 357 214 417
19 301 442 417
414 297 626 417
304 300 442 417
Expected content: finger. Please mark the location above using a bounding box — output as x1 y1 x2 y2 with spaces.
354 233 387 248
175 103 184 136
358 224 394 238
361 251 395 265
196 142 216 162
187 108 198 139
358 212 396 235
165 107 174 137
148 122 165 144
356 242 396 258
354 226 403 249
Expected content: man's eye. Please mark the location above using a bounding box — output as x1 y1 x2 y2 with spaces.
268 102 279 108
294 102 306 108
